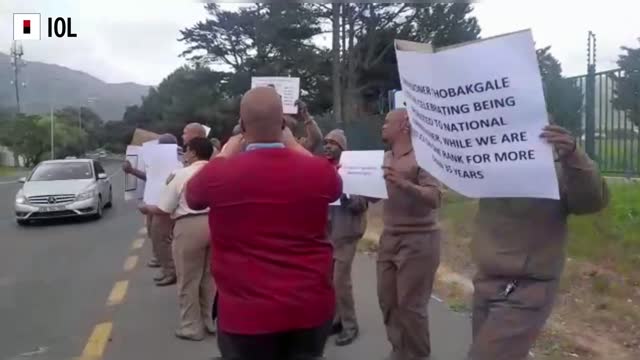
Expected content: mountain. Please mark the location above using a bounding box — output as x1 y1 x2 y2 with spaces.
0 52 150 121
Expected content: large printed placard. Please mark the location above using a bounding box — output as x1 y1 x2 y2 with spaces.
395 30 560 199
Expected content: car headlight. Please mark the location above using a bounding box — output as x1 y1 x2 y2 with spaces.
15 191 27 204
76 188 97 201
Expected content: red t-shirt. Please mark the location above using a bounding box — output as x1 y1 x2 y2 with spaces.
186 148 342 335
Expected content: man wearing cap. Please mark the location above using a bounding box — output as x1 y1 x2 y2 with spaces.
125 133 181 286
323 129 368 347
141 137 216 341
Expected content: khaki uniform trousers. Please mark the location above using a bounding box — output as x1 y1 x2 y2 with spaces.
150 214 175 277
172 215 216 336
145 214 158 260
377 231 441 360
333 239 359 331
467 275 559 360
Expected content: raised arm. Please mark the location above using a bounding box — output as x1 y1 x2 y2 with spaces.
541 124 609 215
298 118 323 152
122 160 146 181
341 194 369 213
384 165 442 209
561 149 609 215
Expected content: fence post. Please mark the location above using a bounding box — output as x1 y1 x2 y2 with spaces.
584 31 597 159
584 64 596 159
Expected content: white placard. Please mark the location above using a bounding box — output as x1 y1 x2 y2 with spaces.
338 151 388 199
141 144 183 206
124 145 145 201
251 76 301 114
395 30 560 199
393 90 407 109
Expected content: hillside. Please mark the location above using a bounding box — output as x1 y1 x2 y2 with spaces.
0 53 150 121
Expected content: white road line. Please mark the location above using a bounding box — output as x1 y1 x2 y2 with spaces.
0 180 17 185
431 295 443 303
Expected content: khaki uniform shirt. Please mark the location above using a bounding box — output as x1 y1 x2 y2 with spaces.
472 149 609 280
327 195 368 246
157 160 209 219
377 147 443 261
381 148 442 235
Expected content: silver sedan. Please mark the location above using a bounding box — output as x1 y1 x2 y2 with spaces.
14 159 113 225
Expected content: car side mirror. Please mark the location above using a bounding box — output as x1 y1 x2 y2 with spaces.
97 173 108 180
18 177 26 184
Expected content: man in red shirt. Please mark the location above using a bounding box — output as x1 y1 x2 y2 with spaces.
186 87 342 360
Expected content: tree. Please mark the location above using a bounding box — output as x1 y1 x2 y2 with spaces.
611 38 640 128
0 114 88 166
121 65 239 143
323 3 481 121
55 106 104 150
179 3 332 114
536 46 584 134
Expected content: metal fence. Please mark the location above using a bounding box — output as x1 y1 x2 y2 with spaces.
567 69 640 176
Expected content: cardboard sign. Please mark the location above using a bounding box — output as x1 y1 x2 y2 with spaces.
395 30 559 199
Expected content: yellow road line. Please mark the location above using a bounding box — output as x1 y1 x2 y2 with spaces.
106 281 129 306
80 322 113 359
131 237 144 249
123 255 138 272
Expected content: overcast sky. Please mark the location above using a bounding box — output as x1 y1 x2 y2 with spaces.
1 0 638 86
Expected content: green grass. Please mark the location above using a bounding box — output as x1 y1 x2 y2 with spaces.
566 182 640 274
593 138 640 175
441 182 640 276
0 166 16 177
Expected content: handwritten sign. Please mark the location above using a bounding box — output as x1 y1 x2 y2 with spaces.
339 150 388 199
395 30 559 199
251 76 301 114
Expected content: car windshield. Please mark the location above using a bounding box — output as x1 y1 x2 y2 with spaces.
29 162 93 181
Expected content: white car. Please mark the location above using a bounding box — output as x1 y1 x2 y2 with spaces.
14 159 113 225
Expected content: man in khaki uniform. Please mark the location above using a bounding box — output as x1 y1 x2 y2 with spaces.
468 124 609 360
283 100 323 153
323 129 368 346
125 133 180 286
144 137 216 341
375 109 442 360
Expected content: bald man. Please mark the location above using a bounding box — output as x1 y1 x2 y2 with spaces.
377 109 443 360
187 87 339 360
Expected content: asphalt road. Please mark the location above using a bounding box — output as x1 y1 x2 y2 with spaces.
0 163 471 360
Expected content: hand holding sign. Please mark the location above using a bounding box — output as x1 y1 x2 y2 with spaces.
122 160 133 174
382 166 411 189
540 125 577 158
294 100 311 122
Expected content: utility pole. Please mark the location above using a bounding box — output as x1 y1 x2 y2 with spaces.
10 41 26 114
50 104 54 159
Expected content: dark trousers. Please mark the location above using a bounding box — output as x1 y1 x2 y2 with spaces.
467 275 559 360
217 320 332 360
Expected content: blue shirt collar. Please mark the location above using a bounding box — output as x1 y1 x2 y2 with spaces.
245 142 285 152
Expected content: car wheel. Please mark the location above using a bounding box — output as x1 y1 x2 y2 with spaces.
16 219 29 226
105 187 113 208
93 197 103 220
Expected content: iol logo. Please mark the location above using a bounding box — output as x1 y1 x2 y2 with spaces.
13 13 78 40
